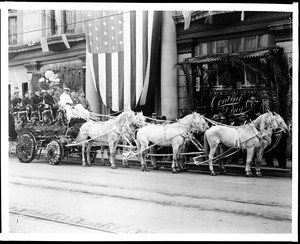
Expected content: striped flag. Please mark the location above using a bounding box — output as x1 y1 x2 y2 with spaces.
182 11 192 30
84 10 161 112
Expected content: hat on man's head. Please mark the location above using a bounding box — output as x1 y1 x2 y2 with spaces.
41 90 47 94
63 84 70 91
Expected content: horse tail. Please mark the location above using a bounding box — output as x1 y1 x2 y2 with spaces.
203 132 210 158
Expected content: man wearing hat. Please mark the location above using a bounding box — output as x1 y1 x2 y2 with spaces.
11 91 22 109
59 86 74 120
41 89 57 118
31 90 43 111
60 86 91 121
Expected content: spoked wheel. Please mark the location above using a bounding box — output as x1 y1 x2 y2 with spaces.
45 140 64 165
16 132 37 163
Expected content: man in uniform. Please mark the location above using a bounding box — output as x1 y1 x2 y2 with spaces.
11 91 22 109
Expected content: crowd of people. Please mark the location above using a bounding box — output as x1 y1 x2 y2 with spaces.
9 85 91 123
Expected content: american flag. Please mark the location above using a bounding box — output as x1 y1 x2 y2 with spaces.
84 10 161 112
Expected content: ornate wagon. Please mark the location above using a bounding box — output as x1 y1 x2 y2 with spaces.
15 108 98 165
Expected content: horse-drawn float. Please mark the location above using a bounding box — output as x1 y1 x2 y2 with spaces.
12 106 98 165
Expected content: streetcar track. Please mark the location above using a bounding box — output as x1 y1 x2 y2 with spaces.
10 208 150 234
10 180 292 222
10 174 291 209
10 210 118 233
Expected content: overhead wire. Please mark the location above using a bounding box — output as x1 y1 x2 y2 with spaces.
8 10 132 37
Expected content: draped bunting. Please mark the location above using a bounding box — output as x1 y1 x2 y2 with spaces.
84 10 162 112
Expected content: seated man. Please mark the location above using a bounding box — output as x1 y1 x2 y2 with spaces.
59 86 90 121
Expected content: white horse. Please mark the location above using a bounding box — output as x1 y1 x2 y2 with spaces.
136 112 209 173
252 112 289 176
75 109 138 168
203 111 282 176
120 111 147 168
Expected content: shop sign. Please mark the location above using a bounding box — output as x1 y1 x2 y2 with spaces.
10 82 22 97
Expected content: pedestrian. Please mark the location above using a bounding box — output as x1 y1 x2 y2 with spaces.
263 130 288 169
78 90 91 111
247 96 262 121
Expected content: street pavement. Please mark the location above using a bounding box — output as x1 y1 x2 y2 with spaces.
6 156 296 241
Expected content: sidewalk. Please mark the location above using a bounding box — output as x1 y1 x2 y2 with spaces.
100 151 293 178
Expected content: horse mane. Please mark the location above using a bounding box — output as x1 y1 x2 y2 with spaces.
252 111 274 132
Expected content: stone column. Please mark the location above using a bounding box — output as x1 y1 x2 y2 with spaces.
160 11 178 120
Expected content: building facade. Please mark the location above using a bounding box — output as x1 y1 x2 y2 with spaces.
173 11 293 123
8 10 86 99
8 10 293 123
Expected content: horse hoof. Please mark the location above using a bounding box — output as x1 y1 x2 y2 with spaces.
82 163 87 167
152 166 159 170
210 171 217 176
181 168 188 172
172 169 178 174
87 163 92 167
246 172 253 177
176 168 181 173
256 172 262 177
141 166 150 172
111 166 117 169
220 169 226 175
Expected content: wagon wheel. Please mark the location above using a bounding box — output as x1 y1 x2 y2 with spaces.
45 140 64 165
16 131 37 163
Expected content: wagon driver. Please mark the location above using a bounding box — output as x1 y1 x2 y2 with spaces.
59 86 91 121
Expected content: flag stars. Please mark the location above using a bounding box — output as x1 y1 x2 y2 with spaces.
104 41 108 45
103 12 106 16
119 30 122 34
111 26 115 30
89 32 92 36
112 36 115 40
119 41 122 45
118 20 122 24
88 23 92 27
111 16 114 20
104 31 107 35
95 27 98 31
103 22 107 26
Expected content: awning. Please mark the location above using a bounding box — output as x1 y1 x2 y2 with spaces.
185 56 221 64
243 49 270 59
183 49 270 64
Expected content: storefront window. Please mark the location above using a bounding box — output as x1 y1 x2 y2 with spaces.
194 34 270 57
217 40 227 53
244 36 257 51
63 10 76 34
8 11 17 45
258 34 269 49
